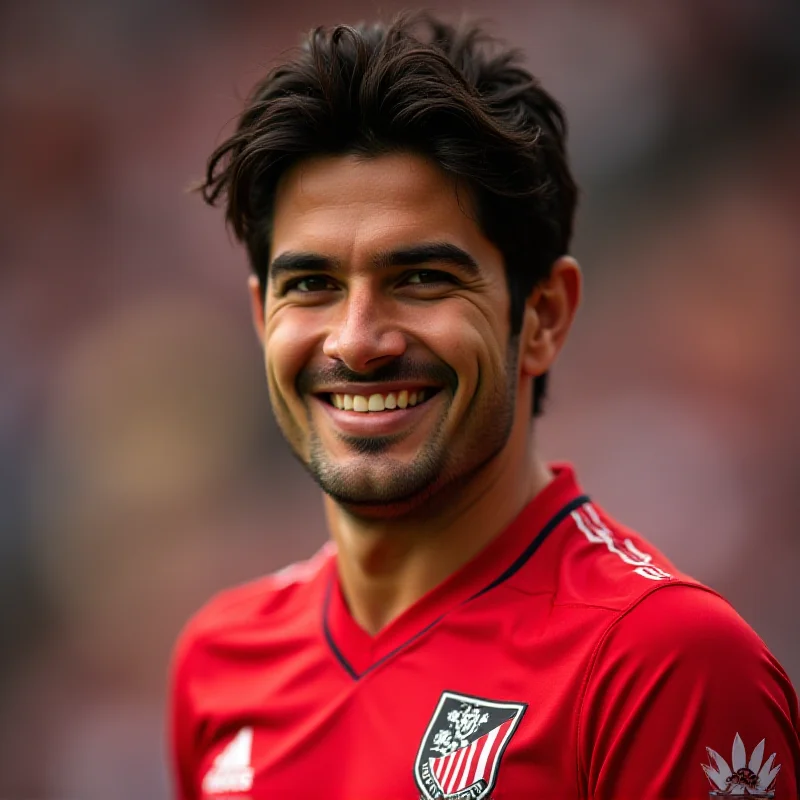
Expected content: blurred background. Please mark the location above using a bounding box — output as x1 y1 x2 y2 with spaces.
1 0 798 796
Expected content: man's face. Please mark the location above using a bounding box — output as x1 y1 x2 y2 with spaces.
258 152 524 515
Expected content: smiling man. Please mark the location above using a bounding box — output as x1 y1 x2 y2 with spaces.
169 14 799 800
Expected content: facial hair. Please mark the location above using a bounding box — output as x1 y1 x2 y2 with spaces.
280 345 518 514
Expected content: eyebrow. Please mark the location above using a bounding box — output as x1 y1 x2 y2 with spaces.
269 252 338 280
268 241 480 280
374 242 480 274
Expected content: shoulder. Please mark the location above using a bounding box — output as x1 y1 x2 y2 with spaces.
594 582 783 678
168 544 336 779
554 500 788 673
552 499 695 611
575 568 800 797
172 543 335 661
580 582 799 736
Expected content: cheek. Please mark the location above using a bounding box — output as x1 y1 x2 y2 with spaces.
265 311 321 395
418 303 509 392
427 300 508 357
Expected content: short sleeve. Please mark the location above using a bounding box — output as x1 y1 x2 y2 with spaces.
578 584 800 799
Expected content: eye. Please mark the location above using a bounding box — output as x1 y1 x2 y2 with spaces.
403 270 457 286
284 275 338 294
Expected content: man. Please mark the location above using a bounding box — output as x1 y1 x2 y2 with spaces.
169 13 799 799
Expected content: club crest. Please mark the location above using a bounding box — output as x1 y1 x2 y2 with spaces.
414 691 526 800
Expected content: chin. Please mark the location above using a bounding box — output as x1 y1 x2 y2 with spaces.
330 488 439 521
316 470 440 516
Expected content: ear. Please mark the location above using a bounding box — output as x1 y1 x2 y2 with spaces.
519 256 581 377
248 274 266 341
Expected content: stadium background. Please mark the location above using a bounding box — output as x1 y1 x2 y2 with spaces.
1 0 798 796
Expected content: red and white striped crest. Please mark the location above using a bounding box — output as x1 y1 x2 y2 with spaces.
414 692 526 800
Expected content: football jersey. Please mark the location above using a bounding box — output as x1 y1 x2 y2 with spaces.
169 465 800 799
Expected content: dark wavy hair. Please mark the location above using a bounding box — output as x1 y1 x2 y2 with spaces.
201 12 578 415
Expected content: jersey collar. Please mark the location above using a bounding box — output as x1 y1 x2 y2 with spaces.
323 464 588 679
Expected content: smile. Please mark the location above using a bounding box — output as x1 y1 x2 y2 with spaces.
329 389 434 412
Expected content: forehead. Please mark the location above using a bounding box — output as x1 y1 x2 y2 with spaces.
270 152 488 260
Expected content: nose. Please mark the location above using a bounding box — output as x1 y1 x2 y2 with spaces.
322 285 406 372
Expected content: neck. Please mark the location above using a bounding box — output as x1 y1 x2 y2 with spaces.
326 433 553 635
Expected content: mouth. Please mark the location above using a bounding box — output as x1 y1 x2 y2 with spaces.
323 388 441 413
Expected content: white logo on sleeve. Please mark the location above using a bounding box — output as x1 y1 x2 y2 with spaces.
703 733 781 796
202 727 254 795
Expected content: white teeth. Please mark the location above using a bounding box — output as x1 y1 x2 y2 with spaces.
332 389 431 412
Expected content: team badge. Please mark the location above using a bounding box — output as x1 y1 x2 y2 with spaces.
703 733 781 797
414 691 526 800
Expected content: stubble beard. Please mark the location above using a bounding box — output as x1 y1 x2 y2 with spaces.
293 346 520 516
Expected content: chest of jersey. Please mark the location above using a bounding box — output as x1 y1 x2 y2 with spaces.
193 587 608 799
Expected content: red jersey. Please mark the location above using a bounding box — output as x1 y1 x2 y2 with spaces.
169 465 800 799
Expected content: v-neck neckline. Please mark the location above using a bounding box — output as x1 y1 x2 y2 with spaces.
323 465 587 679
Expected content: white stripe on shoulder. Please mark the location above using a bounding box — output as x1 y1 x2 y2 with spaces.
572 503 672 581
